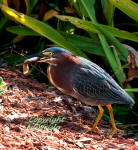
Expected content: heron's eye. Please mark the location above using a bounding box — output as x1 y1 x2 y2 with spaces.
42 51 53 56
49 52 53 56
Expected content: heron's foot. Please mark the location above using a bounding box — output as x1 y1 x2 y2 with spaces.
82 124 92 131
82 124 100 132
82 124 102 134
108 127 125 138
92 126 104 134
92 126 101 133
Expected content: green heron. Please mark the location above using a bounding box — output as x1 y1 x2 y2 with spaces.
24 47 135 136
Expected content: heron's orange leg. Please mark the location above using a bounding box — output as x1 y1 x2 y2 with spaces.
106 105 125 137
82 105 103 133
92 105 104 132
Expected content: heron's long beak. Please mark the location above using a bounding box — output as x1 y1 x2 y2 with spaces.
24 52 52 64
24 55 40 64
21 52 52 74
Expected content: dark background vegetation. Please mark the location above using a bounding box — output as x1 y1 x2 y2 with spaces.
0 0 138 133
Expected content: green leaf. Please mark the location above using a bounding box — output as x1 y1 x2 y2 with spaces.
0 84 7 88
80 0 97 22
99 34 126 84
101 0 115 26
56 15 138 42
61 32 105 56
6 26 39 36
94 24 128 59
0 4 88 58
125 88 138 92
6 25 105 56
0 90 5 94
0 77 2 84
0 77 6 94
25 0 39 15
69 0 88 18
0 16 8 31
109 0 138 22
102 25 138 42
0 77 7 89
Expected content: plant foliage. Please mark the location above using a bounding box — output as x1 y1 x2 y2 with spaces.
0 77 7 94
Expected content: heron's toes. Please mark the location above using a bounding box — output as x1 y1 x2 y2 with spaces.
108 127 125 138
82 125 92 131
82 124 101 133
92 126 101 133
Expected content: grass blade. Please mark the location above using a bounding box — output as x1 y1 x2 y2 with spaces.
101 0 115 26
0 4 88 58
61 32 105 56
98 34 126 84
109 0 138 22
0 84 7 88
0 90 5 94
125 88 138 92
80 0 97 22
7 25 105 56
6 26 39 36
0 16 8 31
95 24 128 59
0 77 2 84
56 15 138 42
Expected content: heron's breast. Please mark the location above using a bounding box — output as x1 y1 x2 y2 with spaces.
47 65 73 94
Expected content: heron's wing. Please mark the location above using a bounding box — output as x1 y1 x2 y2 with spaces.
72 57 123 102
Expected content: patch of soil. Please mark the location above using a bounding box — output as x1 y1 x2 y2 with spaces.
0 68 137 149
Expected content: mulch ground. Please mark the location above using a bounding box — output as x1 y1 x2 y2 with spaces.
0 67 137 150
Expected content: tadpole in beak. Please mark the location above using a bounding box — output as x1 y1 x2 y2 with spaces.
18 52 52 74
22 54 41 74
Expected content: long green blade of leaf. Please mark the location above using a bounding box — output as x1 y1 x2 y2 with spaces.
0 77 2 84
94 24 128 59
6 26 105 56
0 84 7 88
80 0 96 22
125 88 138 92
56 15 138 42
69 0 89 18
61 32 105 56
6 26 39 36
101 0 115 26
25 0 39 15
56 15 138 60
109 0 138 22
98 34 126 83
0 16 8 31
0 4 88 58
0 90 5 94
